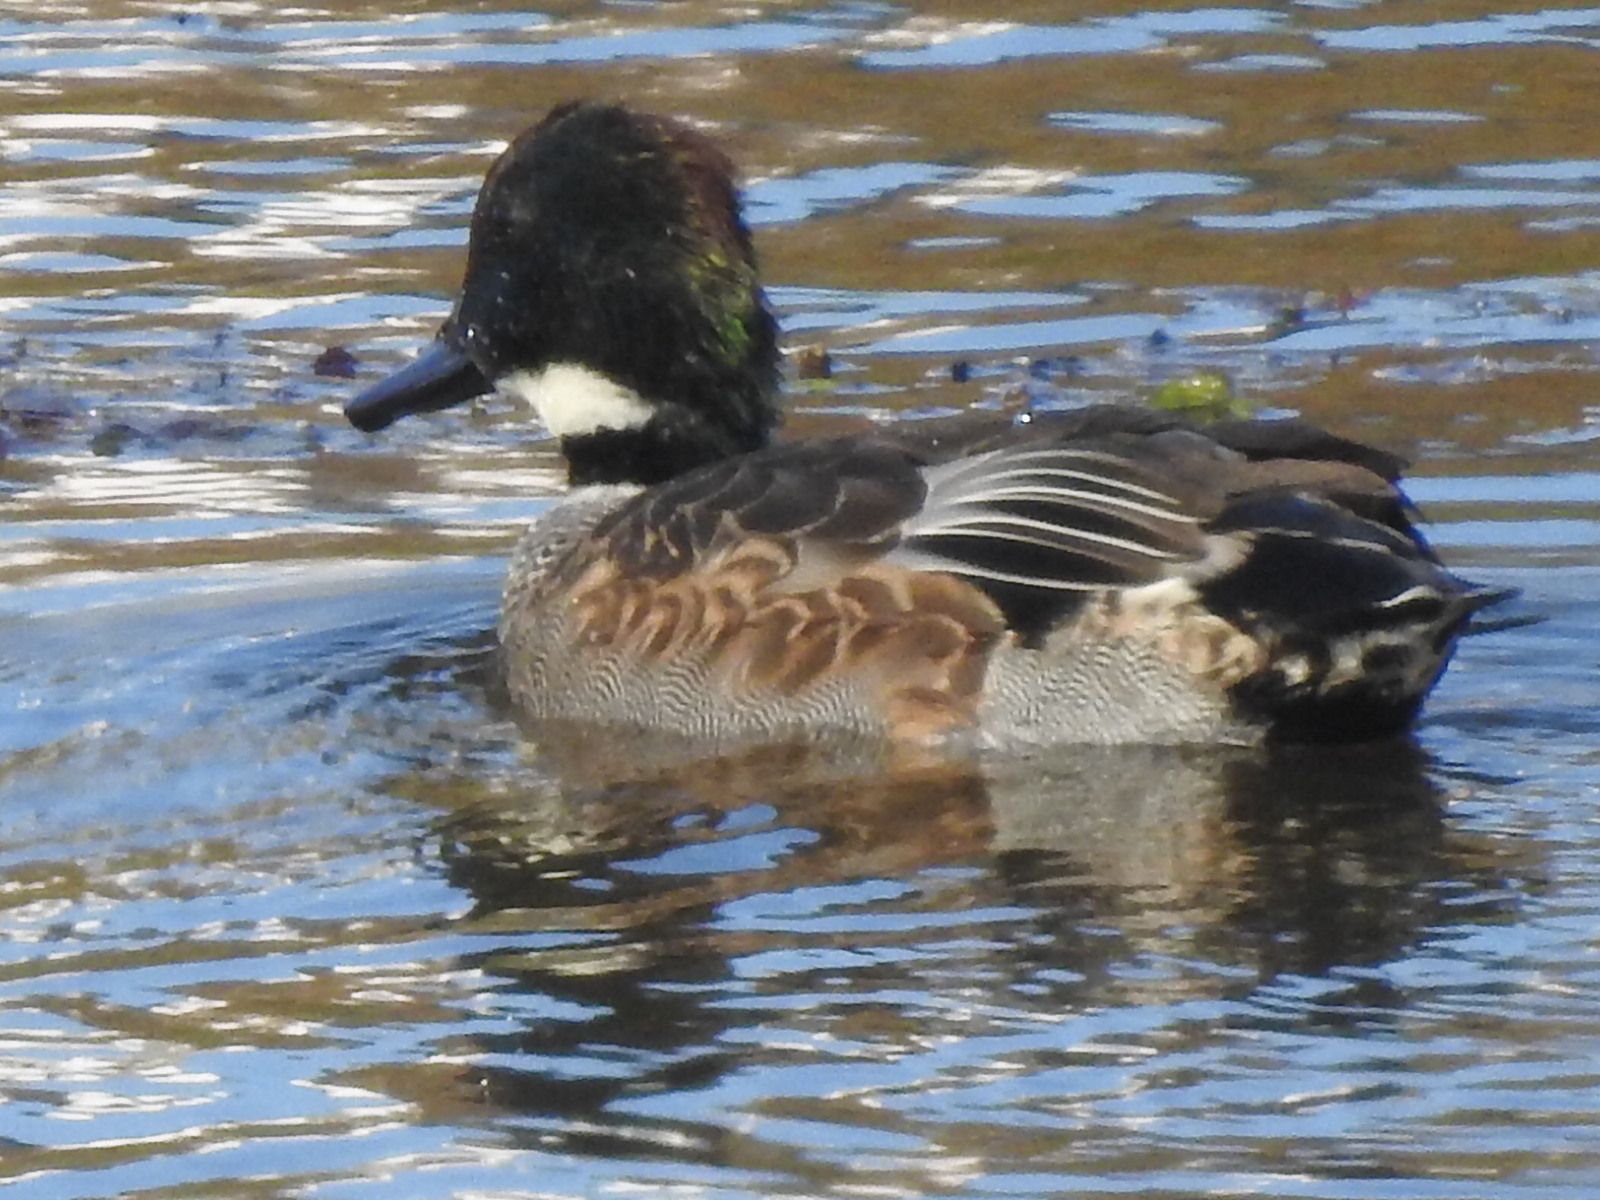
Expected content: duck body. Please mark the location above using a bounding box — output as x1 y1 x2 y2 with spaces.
493 409 1493 748
347 101 1503 749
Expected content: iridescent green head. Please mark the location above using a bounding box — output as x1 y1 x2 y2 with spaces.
347 101 781 486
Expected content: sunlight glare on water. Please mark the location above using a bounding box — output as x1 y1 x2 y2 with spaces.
1 2 1599 1199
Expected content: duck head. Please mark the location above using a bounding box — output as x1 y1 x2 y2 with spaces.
346 101 781 486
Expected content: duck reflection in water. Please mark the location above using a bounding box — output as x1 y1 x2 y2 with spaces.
357 732 1535 1169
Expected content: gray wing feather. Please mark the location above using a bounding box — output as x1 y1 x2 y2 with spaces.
889 443 1212 592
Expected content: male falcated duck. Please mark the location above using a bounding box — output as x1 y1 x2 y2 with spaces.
347 101 1504 748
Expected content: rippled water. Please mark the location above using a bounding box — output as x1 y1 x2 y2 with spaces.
3 2 1600 1198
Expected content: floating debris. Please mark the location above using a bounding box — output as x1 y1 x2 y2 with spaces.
0 387 86 438
1147 370 1251 420
90 422 142 457
313 346 359 378
792 344 832 381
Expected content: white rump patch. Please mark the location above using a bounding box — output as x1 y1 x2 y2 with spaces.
499 362 655 438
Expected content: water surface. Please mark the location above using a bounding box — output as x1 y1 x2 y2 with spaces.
3 2 1599 1198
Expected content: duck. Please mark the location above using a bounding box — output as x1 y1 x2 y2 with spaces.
346 99 1506 749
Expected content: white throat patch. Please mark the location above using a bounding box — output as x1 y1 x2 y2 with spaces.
498 362 655 439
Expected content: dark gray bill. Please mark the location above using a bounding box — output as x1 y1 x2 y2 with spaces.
344 339 493 432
